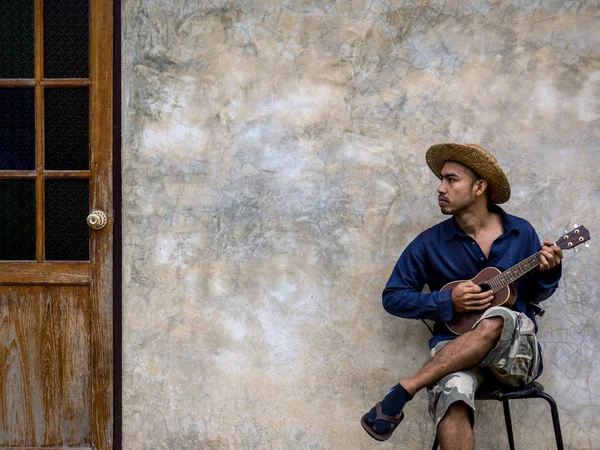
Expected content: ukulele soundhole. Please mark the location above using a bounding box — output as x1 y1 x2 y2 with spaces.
479 282 492 292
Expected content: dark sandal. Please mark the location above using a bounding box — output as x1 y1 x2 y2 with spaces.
360 401 404 441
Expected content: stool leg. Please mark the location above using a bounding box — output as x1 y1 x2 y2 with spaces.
502 400 516 450
431 434 439 450
537 392 565 450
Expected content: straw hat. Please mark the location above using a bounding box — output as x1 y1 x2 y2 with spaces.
425 143 511 204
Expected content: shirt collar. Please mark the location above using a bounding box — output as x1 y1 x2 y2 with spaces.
444 204 520 241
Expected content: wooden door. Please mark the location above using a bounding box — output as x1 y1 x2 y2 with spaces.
0 1 113 449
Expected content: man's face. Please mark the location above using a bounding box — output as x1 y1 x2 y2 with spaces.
436 161 480 215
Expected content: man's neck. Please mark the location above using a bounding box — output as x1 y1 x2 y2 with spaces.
453 203 501 239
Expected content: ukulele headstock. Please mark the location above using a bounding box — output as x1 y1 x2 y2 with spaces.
556 225 591 251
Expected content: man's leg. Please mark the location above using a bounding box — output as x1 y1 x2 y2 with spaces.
363 317 503 436
437 402 473 450
427 368 480 450
401 316 503 396
433 307 541 449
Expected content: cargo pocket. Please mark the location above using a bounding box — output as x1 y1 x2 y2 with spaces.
510 314 537 383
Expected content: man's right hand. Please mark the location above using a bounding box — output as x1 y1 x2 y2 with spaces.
451 281 494 313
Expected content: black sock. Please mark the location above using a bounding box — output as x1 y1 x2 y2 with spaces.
365 384 412 434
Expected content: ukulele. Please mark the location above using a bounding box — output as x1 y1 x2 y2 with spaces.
443 225 591 335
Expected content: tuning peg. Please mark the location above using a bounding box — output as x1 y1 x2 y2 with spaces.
574 248 578 253
573 224 579 228
585 243 590 248
564 229 568 234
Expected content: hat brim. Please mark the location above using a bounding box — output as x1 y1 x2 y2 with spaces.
426 143 510 204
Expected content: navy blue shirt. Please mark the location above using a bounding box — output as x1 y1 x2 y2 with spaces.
382 206 562 350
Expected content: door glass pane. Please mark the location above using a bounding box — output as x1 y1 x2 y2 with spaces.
44 0 89 78
0 179 36 260
0 1 35 78
44 88 89 170
0 88 36 170
45 179 89 261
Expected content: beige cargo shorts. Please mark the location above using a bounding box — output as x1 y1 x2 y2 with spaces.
427 306 541 426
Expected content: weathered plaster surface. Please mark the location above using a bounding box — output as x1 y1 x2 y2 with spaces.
122 1 600 448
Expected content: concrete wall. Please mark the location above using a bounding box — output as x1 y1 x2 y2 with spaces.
121 1 600 448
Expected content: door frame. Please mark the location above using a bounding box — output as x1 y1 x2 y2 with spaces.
112 0 122 448
89 1 115 448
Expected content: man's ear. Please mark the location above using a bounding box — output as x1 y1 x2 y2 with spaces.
475 179 488 197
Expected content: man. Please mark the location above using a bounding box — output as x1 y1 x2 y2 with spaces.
361 143 563 449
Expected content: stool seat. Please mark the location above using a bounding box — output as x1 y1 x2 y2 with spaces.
475 380 543 400
432 380 563 450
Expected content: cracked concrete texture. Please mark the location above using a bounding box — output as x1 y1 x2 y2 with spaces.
122 1 600 448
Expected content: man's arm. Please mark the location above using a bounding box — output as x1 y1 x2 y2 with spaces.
382 238 454 322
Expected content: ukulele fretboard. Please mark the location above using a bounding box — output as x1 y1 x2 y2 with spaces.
487 251 543 292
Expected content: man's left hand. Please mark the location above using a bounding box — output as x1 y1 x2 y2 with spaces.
537 239 563 272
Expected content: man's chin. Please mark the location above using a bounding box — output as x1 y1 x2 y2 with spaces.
439 205 453 215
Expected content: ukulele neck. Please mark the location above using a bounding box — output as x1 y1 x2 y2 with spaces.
488 251 543 292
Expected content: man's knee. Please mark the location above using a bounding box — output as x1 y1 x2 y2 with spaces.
474 316 503 342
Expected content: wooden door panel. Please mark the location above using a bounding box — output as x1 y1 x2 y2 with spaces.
0 0 113 448
0 286 91 447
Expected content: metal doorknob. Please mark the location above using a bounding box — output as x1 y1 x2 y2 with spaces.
87 210 108 230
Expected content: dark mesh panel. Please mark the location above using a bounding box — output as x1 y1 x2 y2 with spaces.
44 0 89 78
0 179 36 260
45 179 89 261
44 88 89 170
0 1 35 78
0 88 36 170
